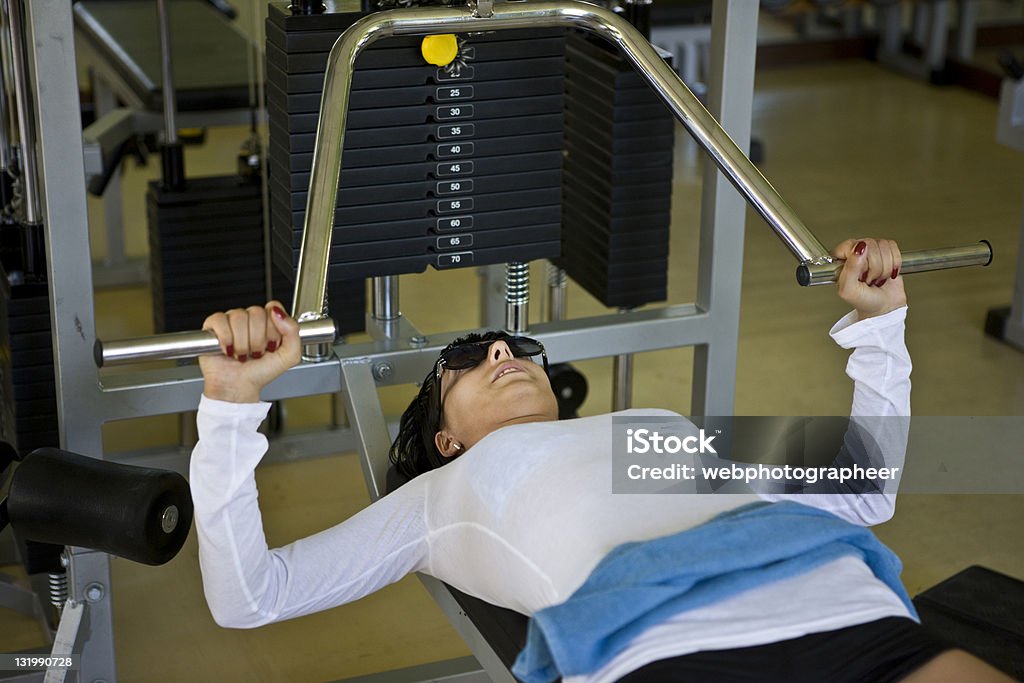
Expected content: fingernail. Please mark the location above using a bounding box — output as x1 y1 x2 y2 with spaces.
238 354 247 363
226 345 234 356
860 271 868 283
267 340 277 352
272 306 286 320
879 279 887 288
854 241 867 256
252 352 263 359
892 267 899 279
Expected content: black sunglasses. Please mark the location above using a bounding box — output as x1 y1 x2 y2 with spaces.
433 336 549 429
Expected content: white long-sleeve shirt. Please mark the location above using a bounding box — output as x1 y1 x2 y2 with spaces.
190 307 913 682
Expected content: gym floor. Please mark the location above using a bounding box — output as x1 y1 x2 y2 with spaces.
2 13 1024 683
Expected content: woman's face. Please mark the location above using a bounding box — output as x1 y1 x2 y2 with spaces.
434 339 558 456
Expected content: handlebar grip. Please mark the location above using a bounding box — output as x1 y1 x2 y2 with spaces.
796 241 992 287
95 317 338 367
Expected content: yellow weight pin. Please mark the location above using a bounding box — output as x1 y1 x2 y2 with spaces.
421 34 459 67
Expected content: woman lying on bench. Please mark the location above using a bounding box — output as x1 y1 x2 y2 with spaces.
190 238 1013 683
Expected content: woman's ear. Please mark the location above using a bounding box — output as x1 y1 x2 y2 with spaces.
434 431 463 459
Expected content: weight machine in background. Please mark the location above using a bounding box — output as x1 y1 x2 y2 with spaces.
3 2 997 683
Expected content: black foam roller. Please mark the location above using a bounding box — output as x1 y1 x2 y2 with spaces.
7 448 193 566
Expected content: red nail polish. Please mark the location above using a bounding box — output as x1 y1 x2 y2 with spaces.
267 340 277 352
854 241 867 256
252 352 263 359
878 279 887 288
272 306 286 320
892 267 899 279
238 354 247 363
860 271 868 283
226 345 234 356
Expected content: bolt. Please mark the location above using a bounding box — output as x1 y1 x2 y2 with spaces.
60 552 70 569
85 583 105 603
409 335 427 347
161 505 179 534
372 362 393 382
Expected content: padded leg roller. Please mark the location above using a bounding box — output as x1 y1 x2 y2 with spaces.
6 449 193 566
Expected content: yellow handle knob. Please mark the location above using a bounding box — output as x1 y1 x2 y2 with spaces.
421 34 459 67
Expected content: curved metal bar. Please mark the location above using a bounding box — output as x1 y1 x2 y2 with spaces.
95 0 993 367
96 318 338 367
294 0 834 322
796 241 993 287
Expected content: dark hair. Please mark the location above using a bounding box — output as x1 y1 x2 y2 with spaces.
388 330 513 481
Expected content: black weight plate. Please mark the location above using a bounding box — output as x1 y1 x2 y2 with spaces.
274 204 562 249
153 252 265 278
563 174 671 218
11 365 55 385
564 106 674 141
271 130 564 172
272 149 562 191
564 154 673 191
279 94 565 135
274 168 561 211
276 223 560 264
10 396 56 416
145 176 261 206
146 195 263 222
275 185 561 226
564 136 673 172
264 4 563 49
12 380 56 400
265 56 565 95
15 413 58 432
320 240 562 280
5 313 51 334
7 347 53 367
266 37 565 75
566 85 673 124
267 75 565 114
8 331 53 350
269 112 564 153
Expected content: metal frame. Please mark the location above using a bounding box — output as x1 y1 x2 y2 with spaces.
14 1 989 682
73 15 255 289
993 77 1024 350
22 0 757 679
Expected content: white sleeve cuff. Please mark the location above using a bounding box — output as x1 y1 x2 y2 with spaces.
829 306 908 349
198 394 272 421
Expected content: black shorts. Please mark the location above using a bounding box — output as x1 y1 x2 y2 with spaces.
614 617 953 683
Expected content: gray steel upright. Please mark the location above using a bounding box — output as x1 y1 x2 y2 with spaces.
24 1 115 681
691 0 757 417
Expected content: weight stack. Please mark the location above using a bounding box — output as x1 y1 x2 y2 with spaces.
556 32 674 309
265 5 565 287
0 266 57 456
147 175 268 333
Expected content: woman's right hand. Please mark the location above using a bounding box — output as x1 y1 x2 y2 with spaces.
199 301 301 403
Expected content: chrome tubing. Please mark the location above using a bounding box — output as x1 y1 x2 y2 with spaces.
6 0 39 224
96 318 338 367
95 0 993 366
372 275 400 321
0 1 12 172
157 0 178 144
294 0 833 320
796 241 993 287
505 261 529 335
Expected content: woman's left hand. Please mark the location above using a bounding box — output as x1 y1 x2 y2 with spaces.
831 238 907 321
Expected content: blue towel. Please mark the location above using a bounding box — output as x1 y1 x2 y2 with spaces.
511 501 916 683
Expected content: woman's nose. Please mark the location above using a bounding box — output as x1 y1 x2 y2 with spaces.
487 340 514 364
